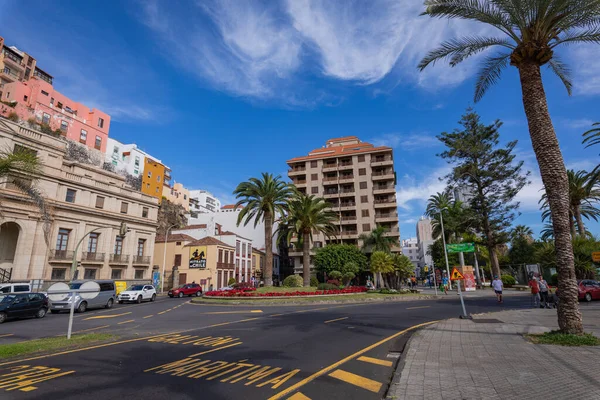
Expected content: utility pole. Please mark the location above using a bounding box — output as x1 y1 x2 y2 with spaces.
439 210 452 290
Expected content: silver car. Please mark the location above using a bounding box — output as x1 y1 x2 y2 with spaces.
49 280 116 313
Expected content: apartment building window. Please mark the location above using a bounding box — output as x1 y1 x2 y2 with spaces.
230 251 234 263
57 102 63 109
360 181 367 189
95 196 105 209
111 269 122 280
134 157 140 167
218 249 223 263
41 90 49 96
310 161 317 168
311 173 318 180
242 260 246 272
60 121 68 132
114 236 123 255
98 117 104 128
358 155 365 162
359 168 366 176
236 241 240 256
147 171 152 178
56 229 70 251
224 251 229 264
84 269 97 280
174 254 182 267
87 233 99 253
121 202 129 214
137 239 146 257
65 189 77 203
50 97 54 105
242 243 246 258
95 136 102 150
23 95 28 101
135 270 144 279
176 242 182 246
362 209 369 217
361 195 368 203
51 268 66 280
142 207 149 218
80 129 87 144
362 224 371 231
42 113 50 124
155 187 159 193
157 175 161 183
311 187 318 194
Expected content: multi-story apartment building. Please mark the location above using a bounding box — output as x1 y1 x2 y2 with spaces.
0 36 45 93
188 190 221 213
163 182 190 211
402 238 420 268
286 136 401 274
0 118 159 284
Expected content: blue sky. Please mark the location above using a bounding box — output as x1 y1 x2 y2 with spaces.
2 0 599 239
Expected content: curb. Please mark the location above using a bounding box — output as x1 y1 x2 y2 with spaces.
191 294 440 306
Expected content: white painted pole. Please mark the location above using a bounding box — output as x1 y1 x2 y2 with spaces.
457 279 468 318
439 211 452 290
67 291 76 339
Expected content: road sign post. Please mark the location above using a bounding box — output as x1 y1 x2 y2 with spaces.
451 267 469 318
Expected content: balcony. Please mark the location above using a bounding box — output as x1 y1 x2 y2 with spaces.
81 252 105 264
340 202 356 211
293 179 307 188
3 53 25 71
374 199 398 209
217 262 235 270
323 190 339 199
1 67 19 82
375 213 399 223
390 246 402 253
372 171 395 181
288 166 306 176
339 188 355 195
382 227 401 237
109 254 130 265
323 176 338 183
373 185 395 195
132 255 151 265
340 215 357 224
338 174 355 183
49 250 74 262
340 230 359 238
337 161 353 171
322 163 338 172
371 156 394 167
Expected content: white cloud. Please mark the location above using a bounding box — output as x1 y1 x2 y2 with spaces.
371 132 439 150
557 117 595 130
570 44 600 96
566 159 597 172
396 166 450 211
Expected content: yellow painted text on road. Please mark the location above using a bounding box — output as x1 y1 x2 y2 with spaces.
145 357 299 390
0 365 75 392
83 312 131 321
329 369 382 393
148 334 242 348
288 393 311 400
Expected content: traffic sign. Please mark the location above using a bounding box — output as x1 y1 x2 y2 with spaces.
446 243 475 253
450 267 464 281
592 252 600 262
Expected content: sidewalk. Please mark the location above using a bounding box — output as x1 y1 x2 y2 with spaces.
388 306 600 400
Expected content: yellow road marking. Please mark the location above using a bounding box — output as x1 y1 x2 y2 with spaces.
268 320 439 400
288 393 311 400
406 306 430 310
329 369 382 393
187 342 243 358
0 334 14 338
143 315 153 319
204 310 263 315
158 310 168 315
324 317 348 324
270 313 284 317
83 312 132 320
357 356 393 367
118 319 135 325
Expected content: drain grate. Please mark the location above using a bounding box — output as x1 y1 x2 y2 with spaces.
471 318 503 324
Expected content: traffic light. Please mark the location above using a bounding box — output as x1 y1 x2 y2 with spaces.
119 222 128 237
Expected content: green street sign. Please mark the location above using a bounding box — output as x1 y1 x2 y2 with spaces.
446 243 475 253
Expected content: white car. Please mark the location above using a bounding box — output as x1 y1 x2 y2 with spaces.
118 285 156 304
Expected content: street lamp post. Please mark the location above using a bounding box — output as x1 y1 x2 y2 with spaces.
439 211 452 290
161 224 178 294
70 228 103 281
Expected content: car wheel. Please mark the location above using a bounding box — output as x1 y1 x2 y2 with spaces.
36 308 47 319
151 294 156 302
195 290 201 297
137 295 142 304
585 292 592 302
106 299 114 309
0 312 6 324
77 302 87 313
178 292 184 298
50 310 60 314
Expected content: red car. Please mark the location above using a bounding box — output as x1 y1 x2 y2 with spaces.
168 283 202 298
578 280 600 302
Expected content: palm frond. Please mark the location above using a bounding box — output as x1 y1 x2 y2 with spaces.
418 36 512 70
582 122 600 148
547 55 573 95
552 26 600 47
474 52 510 102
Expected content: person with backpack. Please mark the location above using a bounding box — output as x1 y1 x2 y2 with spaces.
528 275 540 308
538 277 551 309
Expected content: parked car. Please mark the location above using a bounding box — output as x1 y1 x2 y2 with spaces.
0 292 48 323
49 280 116 313
168 283 202 298
118 285 156 304
0 283 32 293
578 280 600 302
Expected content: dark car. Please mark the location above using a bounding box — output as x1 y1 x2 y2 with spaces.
168 283 202 298
0 293 48 323
578 280 600 302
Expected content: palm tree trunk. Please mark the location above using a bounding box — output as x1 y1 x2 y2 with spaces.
518 61 583 334
264 211 273 287
302 232 311 287
569 213 577 238
574 205 586 236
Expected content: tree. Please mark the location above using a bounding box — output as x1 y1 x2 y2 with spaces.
427 238 459 272
438 110 529 280
510 225 534 243
157 199 187 235
534 237 598 280
234 173 294 286
369 251 394 288
508 225 535 266
392 253 415 288
313 244 367 275
286 194 338 286
359 225 398 253
418 0 598 335
0 147 51 244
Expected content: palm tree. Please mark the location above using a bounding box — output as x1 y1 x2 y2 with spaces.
418 0 598 334
234 173 294 286
392 253 415 288
370 251 394 289
286 194 338 286
510 225 534 243
0 147 51 244
359 225 398 253
582 122 600 149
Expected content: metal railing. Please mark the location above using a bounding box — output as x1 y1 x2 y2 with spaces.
340 202 356 207
217 262 235 269
132 255 151 264
375 198 397 204
81 252 105 262
109 254 129 263
371 157 393 164
49 250 74 261
372 171 393 176
341 216 357 221
375 213 398 219
339 175 354 180
323 176 338 182
288 167 306 173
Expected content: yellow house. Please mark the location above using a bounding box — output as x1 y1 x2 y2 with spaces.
177 237 236 291
162 182 190 211
141 157 170 204
252 248 265 280
153 233 196 291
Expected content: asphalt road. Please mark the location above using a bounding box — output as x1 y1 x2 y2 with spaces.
0 292 536 400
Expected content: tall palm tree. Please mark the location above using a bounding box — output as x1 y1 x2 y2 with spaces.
359 225 398 253
510 225 534 243
582 122 600 149
418 0 598 334
234 173 294 286
0 147 51 244
286 194 338 286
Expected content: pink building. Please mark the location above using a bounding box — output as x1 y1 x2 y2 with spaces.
0 76 110 152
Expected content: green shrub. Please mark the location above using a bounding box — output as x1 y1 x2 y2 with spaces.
550 273 558 287
27 117 37 128
329 270 342 280
317 283 338 290
310 276 319 287
39 123 53 134
501 274 516 287
378 288 398 294
7 112 18 122
283 275 303 287
227 277 237 286
342 272 355 285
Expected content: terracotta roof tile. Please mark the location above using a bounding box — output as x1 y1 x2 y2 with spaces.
221 204 242 210
287 140 392 163
325 136 360 143
155 233 196 243
217 231 252 241
184 236 235 248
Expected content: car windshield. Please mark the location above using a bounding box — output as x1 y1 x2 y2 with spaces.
69 283 82 289
127 285 144 291
0 294 17 303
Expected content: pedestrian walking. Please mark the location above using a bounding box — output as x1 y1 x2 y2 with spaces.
492 275 503 303
539 277 550 308
441 275 449 295
528 275 540 308
411 276 417 289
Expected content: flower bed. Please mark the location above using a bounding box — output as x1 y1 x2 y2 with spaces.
204 286 368 298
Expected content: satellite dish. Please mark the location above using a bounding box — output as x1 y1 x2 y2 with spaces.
79 281 100 299
47 282 70 301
